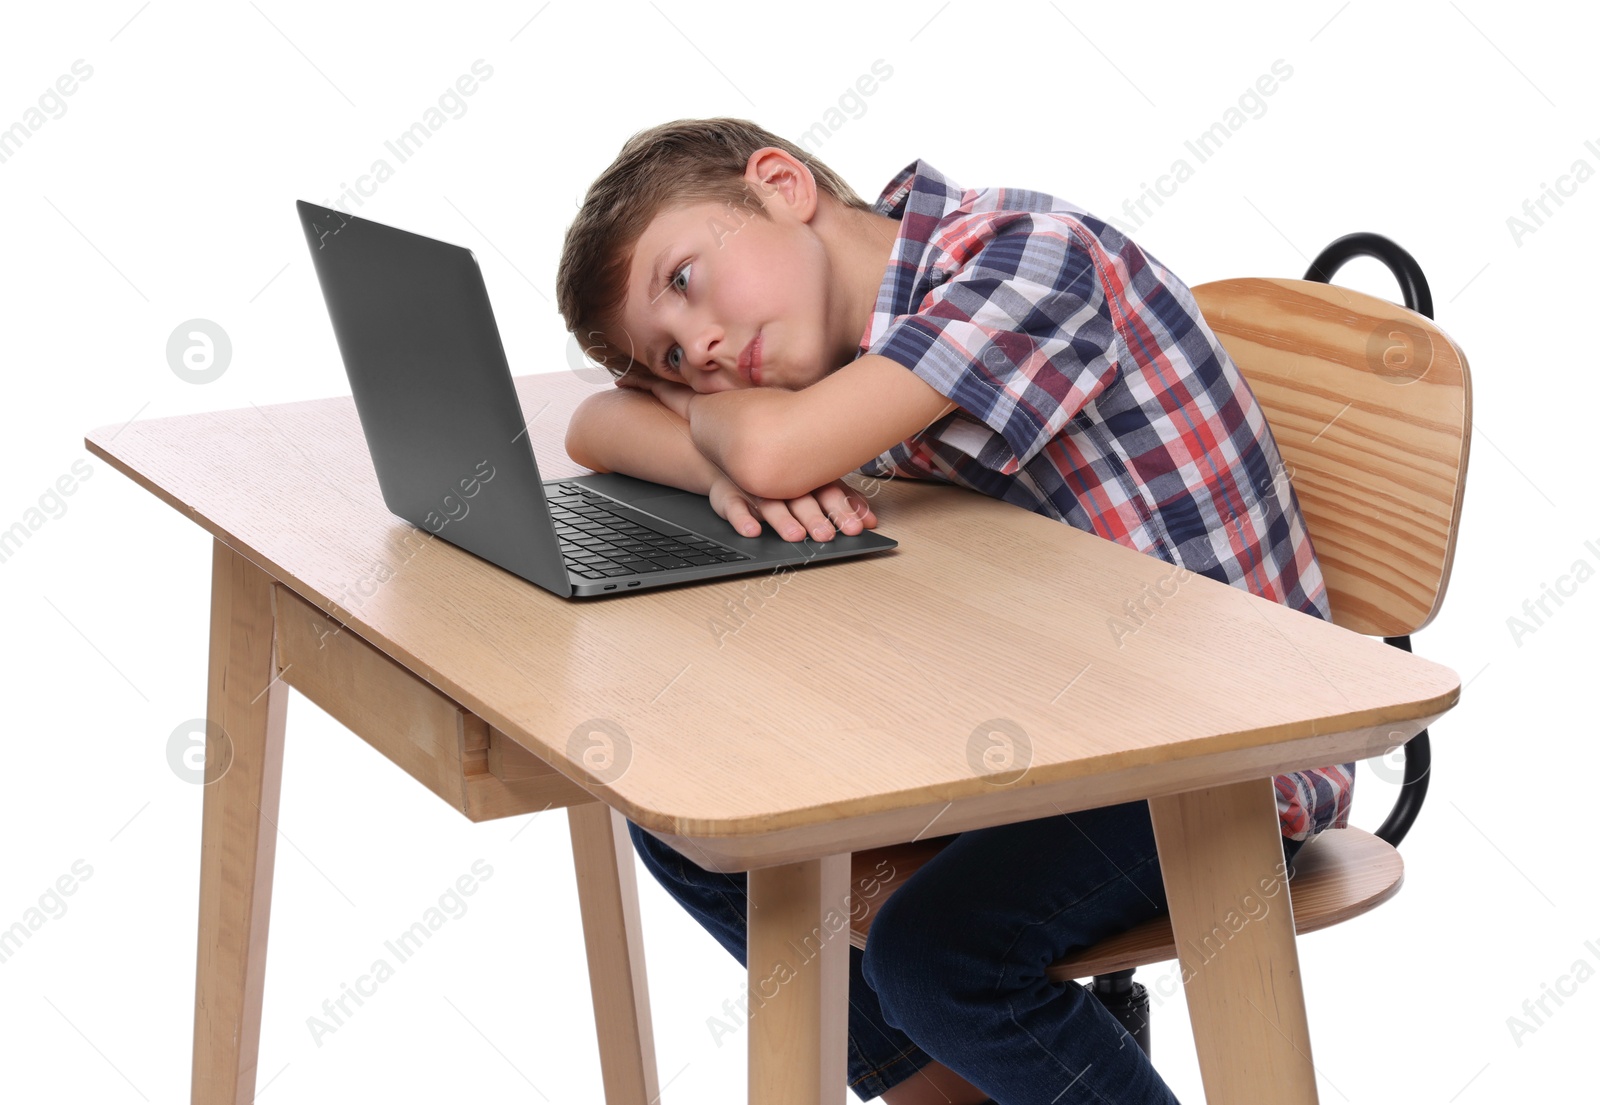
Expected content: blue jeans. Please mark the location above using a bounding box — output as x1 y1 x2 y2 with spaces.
626 799 1306 1104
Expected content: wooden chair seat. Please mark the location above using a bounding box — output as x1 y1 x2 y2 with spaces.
848 827 1404 980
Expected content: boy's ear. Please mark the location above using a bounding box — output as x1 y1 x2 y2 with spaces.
744 147 816 221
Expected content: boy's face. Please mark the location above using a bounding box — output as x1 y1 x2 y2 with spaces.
608 152 840 394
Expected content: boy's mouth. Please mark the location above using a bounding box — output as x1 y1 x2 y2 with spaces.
738 331 762 383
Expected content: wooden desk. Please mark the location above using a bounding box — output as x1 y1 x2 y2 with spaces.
85 370 1459 1105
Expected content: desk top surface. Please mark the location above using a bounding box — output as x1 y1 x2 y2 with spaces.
86 371 1459 840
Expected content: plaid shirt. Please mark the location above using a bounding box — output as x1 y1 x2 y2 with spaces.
855 159 1353 842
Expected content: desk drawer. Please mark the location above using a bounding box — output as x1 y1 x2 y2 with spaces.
271 585 594 822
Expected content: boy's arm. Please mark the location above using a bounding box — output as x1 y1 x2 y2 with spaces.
564 386 725 497
676 354 958 500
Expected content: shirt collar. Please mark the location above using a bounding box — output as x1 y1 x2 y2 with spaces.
870 156 966 219
858 158 969 352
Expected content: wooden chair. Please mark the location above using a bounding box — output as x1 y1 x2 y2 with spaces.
845 233 1473 1055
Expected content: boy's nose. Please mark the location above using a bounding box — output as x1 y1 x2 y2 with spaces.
686 331 729 375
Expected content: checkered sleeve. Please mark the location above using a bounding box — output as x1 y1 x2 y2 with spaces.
867 213 1123 476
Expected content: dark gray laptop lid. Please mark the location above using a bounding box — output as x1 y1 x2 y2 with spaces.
295 200 571 596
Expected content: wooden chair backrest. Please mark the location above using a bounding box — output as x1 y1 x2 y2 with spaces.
1191 278 1471 637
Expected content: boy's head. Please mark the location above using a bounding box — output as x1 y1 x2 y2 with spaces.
556 118 885 392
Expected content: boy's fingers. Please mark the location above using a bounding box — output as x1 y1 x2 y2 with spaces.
842 491 876 525
745 498 800 543
816 486 873 531
710 484 762 537
725 499 762 538
787 495 838 541
823 500 862 534
734 485 874 543
756 498 818 542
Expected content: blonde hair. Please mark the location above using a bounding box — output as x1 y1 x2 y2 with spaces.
556 117 875 378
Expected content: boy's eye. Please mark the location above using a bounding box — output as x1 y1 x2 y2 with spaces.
660 261 692 373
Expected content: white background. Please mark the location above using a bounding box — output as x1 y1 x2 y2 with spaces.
2 1 1595 1102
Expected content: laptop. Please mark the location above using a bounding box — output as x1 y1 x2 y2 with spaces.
294 200 898 599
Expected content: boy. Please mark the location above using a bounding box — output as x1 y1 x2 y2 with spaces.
556 118 1352 1105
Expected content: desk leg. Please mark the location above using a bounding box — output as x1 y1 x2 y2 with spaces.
1148 778 1320 1105
568 801 661 1104
192 541 288 1105
747 854 850 1105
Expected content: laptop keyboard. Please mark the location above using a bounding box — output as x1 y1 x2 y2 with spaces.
546 483 752 580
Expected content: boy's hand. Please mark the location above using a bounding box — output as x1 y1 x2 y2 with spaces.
613 368 656 392
708 474 878 542
642 378 696 420
613 370 696 419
